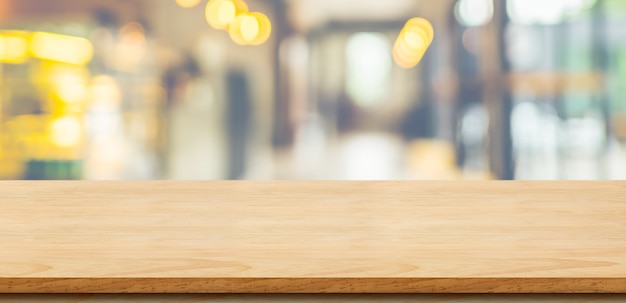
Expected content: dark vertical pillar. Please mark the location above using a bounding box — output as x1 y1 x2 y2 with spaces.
448 7 465 168
270 0 294 148
226 70 251 180
490 0 515 180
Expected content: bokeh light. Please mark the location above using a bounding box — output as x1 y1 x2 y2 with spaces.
49 116 83 148
404 18 434 44
402 29 428 52
455 0 494 27
249 12 271 46
0 0 621 182
462 28 481 54
393 17 434 69
229 12 272 46
204 0 271 46
0 32 28 64
51 67 89 105
30 32 94 65
228 14 249 45
175 0 202 9
205 0 248 30
240 14 259 42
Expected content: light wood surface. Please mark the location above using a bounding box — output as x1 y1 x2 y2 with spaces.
1 181 626 293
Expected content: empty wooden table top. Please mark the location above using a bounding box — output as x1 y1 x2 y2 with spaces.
1 181 625 293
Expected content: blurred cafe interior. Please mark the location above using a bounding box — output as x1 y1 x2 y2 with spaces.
0 0 626 180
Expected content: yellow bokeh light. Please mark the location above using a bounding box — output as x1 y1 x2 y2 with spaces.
54 71 89 104
219 3 236 26
230 0 249 17
37 63 90 107
393 17 434 69
393 42 426 68
240 15 259 42
250 12 271 46
30 32 94 65
393 44 419 69
52 67 89 106
401 29 428 52
205 0 248 30
228 14 249 45
394 32 424 67
229 12 272 46
49 116 83 148
176 0 201 8
405 18 434 44
0 32 29 64
206 0 235 29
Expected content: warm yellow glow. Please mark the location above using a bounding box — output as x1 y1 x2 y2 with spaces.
30 32 94 65
240 15 259 42
53 69 89 104
111 22 147 72
408 140 460 180
228 14 248 45
405 18 434 44
206 0 248 30
401 29 428 52
207 0 235 29
57 86 87 105
37 63 90 107
231 0 250 17
229 12 272 46
250 12 271 46
393 42 421 69
120 22 145 37
49 116 83 148
218 3 236 25
90 75 122 110
393 18 434 69
176 0 201 8
393 30 427 69
0 32 28 64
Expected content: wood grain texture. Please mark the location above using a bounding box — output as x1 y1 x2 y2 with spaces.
1 181 626 293
1 294 626 303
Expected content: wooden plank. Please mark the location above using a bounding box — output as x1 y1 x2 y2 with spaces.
1 294 626 302
1 181 626 293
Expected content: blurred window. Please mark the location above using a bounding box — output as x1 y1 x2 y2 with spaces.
507 0 597 25
345 32 391 107
455 0 494 27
